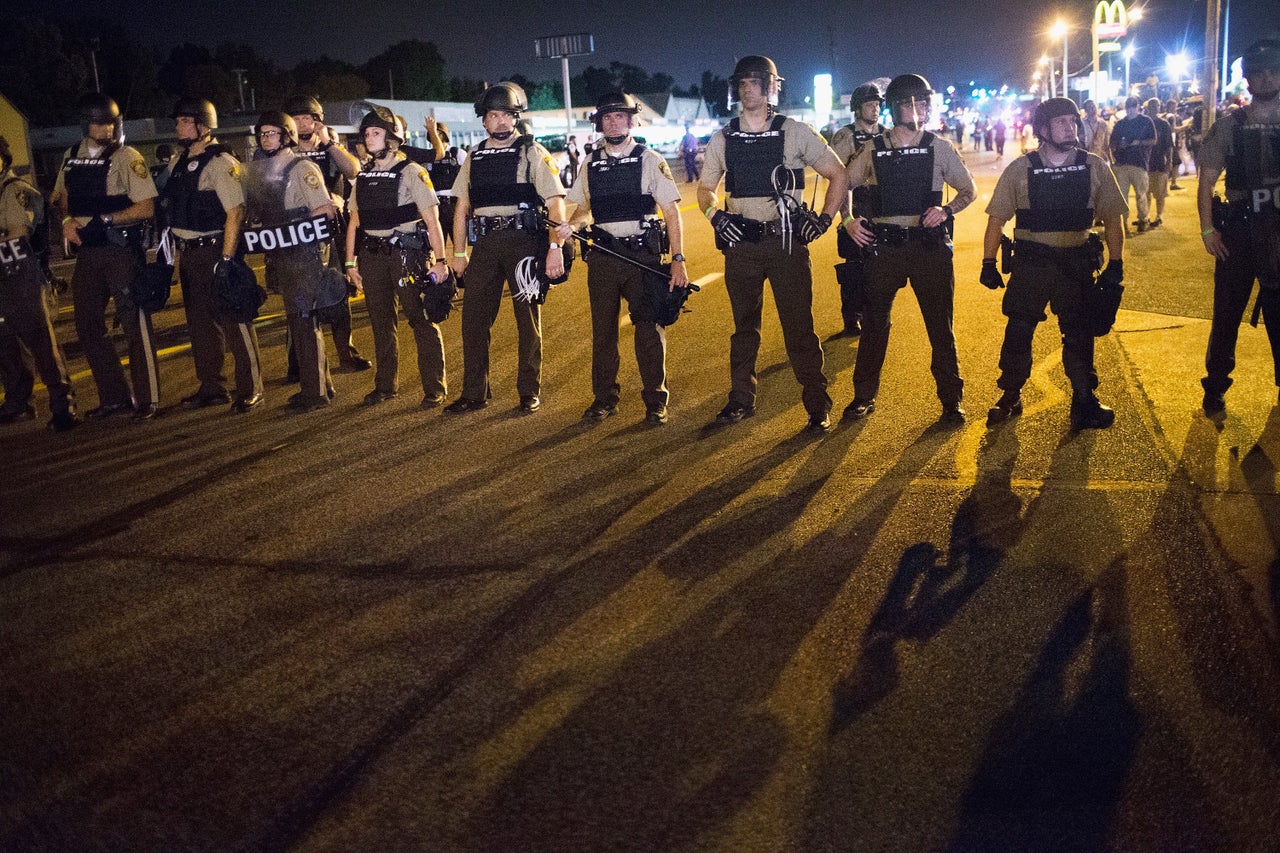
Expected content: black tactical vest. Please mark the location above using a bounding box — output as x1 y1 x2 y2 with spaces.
468 137 543 210
724 115 804 198
850 123 885 151
586 145 656 224
63 143 134 217
1224 111 1280 212
163 145 230 233
429 153 461 192
297 147 344 194
355 159 421 231
867 132 942 217
1016 149 1094 233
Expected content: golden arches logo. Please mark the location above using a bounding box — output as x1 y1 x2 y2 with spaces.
1094 1 1129 37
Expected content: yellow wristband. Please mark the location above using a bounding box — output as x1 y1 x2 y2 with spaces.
704 206 717 221
344 260 356 268
842 214 857 227
453 252 468 258
1201 228 1216 237
62 215 74 224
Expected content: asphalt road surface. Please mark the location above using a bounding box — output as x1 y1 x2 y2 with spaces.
3 148 1278 850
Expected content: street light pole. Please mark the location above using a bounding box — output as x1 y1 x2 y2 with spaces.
1124 44 1135 96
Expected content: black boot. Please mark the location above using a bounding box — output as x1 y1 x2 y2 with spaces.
1070 391 1115 430
987 390 1023 426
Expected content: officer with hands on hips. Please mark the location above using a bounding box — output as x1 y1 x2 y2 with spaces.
0 135 80 431
698 55 848 433
163 97 264 414
980 97 1128 431
843 73 976 425
51 93 161 420
1198 39 1280 415
559 91 689 426
446 82 567 416
344 105 451 409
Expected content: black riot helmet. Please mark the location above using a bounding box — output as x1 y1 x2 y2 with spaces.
1242 39 1280 77
254 110 298 147
78 93 123 142
884 73 934 129
590 91 641 131
1032 97 1082 143
851 83 883 111
282 94 324 121
474 82 528 117
171 97 218 131
359 105 403 151
729 56 783 108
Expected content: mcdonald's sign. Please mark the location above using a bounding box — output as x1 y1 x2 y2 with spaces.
1094 1 1129 38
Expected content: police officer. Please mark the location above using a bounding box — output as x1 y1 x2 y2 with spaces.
283 94 371 375
561 91 689 426
425 120 462 252
981 97 1128 430
697 56 848 432
344 105 451 408
1199 39 1280 415
243 110 337 411
843 73 976 424
0 136 79 431
50 93 160 419
446 82 567 415
162 97 264 413
830 82 887 337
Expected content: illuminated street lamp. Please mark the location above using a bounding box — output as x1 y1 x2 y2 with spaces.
1166 51 1190 98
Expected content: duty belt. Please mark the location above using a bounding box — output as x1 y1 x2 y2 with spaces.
590 229 663 253
870 222 948 247
472 214 529 232
79 221 146 249
359 231 426 253
174 234 221 251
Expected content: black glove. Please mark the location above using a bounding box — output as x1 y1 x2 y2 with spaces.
213 256 232 290
799 212 832 244
710 209 744 243
980 258 1005 290
1098 259 1123 290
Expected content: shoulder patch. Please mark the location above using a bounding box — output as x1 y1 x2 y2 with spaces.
14 189 29 207
544 155 559 175
131 159 149 179
229 163 241 182
658 159 672 177
420 170 434 188
304 171 321 189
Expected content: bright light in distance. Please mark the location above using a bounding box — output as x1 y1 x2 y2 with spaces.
1039 55 1049 65
1166 52 1190 80
1050 20 1068 39
1123 44 1136 60
1130 7 1143 22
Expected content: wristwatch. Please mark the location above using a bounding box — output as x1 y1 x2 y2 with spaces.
671 253 686 262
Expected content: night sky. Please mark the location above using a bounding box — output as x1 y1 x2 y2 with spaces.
14 0 1275 94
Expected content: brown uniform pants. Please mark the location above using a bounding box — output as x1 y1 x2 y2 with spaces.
359 247 446 399
179 243 263 401
460 228 542 402
0 257 74 416
266 247 331 403
72 243 159 408
853 241 963 405
722 238 829 416
586 249 668 409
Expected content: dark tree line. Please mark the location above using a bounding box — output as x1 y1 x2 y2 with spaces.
0 16 728 127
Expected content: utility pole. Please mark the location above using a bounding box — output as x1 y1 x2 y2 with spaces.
90 37 101 93
1204 0 1221 134
232 69 247 113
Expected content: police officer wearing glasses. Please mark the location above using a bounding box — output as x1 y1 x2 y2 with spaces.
981 97 1128 431
843 73 976 425
698 56 848 433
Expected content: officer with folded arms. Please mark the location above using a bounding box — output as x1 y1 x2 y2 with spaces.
1198 39 1280 415
162 97 264 414
980 97 1127 431
243 111 338 411
344 105 451 409
284 94 371 375
843 73 976 425
50 93 160 419
562 91 689 426
0 136 79 431
446 82 567 416
698 55 848 433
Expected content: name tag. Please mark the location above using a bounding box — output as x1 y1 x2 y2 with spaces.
241 215 331 254
0 236 33 267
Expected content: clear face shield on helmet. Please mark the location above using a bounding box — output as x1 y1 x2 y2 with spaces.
893 96 931 131
728 74 781 111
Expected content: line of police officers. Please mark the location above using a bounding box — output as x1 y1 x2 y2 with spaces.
3 40 1278 437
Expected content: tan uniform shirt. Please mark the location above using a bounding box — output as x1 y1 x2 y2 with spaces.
986 150 1128 248
244 152 332 221
348 152 440 238
568 141 682 238
54 140 158 226
168 145 245 240
700 115 836 222
846 131 977 228
454 138 566 217
0 171 40 240
829 121 885 166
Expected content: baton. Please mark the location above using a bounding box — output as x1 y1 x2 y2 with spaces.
544 218 699 290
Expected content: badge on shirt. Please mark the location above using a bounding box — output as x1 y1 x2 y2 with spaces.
131 159 149 179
